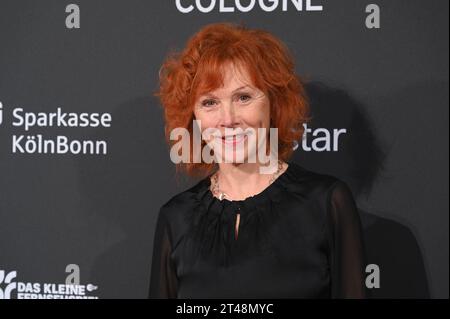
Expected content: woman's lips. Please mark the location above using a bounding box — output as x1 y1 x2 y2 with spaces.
220 134 247 145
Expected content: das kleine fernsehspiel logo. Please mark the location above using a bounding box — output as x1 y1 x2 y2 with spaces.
0 265 99 299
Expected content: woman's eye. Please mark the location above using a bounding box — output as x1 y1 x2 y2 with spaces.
239 94 251 102
202 100 217 107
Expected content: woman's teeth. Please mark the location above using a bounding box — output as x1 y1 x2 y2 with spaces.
222 134 246 144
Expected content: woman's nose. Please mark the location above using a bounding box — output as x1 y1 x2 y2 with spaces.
219 103 238 127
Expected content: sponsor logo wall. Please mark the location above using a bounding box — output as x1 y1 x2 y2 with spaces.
0 1 448 298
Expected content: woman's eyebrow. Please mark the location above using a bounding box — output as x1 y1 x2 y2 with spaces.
232 85 251 93
201 86 252 98
201 93 219 98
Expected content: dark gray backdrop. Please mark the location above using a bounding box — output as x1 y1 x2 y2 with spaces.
0 0 448 298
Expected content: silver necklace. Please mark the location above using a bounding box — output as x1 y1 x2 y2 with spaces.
211 160 284 201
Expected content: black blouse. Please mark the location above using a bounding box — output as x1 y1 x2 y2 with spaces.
149 162 367 298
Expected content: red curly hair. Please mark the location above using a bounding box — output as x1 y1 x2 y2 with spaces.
154 22 311 178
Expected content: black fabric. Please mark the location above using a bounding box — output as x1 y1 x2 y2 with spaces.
149 162 367 298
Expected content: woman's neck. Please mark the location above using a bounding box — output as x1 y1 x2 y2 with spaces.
214 160 286 201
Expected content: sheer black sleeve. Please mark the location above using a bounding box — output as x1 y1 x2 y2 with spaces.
327 180 367 298
148 205 178 299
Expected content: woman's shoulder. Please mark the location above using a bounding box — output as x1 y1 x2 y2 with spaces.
283 161 345 197
157 177 209 222
282 162 357 230
154 178 211 245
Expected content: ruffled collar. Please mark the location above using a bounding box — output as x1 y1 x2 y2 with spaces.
183 162 300 268
194 161 293 215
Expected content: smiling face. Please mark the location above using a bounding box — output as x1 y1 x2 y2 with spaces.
193 62 271 164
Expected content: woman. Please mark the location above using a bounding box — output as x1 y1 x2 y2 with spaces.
149 22 367 298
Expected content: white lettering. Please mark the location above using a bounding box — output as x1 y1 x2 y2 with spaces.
175 0 324 13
